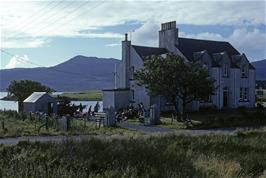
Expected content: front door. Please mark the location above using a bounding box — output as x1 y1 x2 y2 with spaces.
48 102 53 115
223 88 228 108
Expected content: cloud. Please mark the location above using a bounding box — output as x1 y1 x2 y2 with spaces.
4 55 29 69
105 43 121 47
131 21 160 47
1 1 265 49
1 38 49 48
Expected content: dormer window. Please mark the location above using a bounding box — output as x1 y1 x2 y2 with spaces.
241 64 248 78
223 63 229 77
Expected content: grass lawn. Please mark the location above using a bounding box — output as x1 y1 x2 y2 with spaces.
0 111 139 138
158 116 198 129
157 109 266 130
1 130 266 177
60 90 102 101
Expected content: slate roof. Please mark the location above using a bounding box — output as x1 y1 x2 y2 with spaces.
24 92 49 103
131 38 254 69
132 45 168 58
177 38 254 69
177 38 240 60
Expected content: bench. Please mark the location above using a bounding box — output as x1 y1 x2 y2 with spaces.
90 112 106 128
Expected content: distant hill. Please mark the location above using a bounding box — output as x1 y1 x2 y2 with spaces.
251 59 266 81
0 55 121 92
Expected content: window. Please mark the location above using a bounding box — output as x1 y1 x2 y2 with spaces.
131 90 135 100
244 88 248 101
223 63 229 77
241 65 248 78
130 66 135 80
200 95 212 103
240 87 248 101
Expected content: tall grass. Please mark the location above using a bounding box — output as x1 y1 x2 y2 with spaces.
0 110 138 138
1 132 266 177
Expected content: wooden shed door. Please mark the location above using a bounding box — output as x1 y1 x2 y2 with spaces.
48 102 54 115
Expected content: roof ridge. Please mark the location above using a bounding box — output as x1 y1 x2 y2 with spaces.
132 45 166 50
178 37 228 43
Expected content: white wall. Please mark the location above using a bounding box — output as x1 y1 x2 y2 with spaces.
129 46 151 109
103 90 130 111
103 91 114 110
114 90 130 109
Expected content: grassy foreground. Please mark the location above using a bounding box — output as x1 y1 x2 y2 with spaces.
60 90 102 101
0 130 266 178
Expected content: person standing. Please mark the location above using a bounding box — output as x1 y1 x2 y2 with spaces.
79 103 83 113
94 101 100 113
87 105 92 120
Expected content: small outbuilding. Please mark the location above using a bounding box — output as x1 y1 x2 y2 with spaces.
23 92 57 114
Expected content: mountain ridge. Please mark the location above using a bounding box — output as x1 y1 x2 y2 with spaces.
0 56 121 92
251 59 266 81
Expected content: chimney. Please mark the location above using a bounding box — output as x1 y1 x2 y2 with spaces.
125 33 128 41
121 33 131 88
161 21 176 31
159 21 179 53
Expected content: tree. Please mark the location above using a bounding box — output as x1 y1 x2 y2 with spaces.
134 53 215 121
6 80 55 112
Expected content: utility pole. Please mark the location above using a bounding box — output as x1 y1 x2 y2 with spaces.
114 64 117 89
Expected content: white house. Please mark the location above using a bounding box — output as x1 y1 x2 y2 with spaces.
103 21 256 112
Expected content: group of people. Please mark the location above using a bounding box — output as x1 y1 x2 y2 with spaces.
71 101 101 119
116 102 146 122
75 101 146 122
86 101 100 120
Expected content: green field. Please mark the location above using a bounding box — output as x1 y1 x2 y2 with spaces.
60 90 103 101
1 130 266 177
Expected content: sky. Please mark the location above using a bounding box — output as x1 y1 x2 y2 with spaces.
0 0 265 69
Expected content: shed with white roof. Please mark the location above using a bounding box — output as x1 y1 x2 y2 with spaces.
23 92 57 114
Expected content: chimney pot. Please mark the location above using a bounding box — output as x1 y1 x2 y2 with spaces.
125 33 128 41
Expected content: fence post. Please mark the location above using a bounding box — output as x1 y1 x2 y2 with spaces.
104 106 116 126
45 116 48 130
150 104 160 125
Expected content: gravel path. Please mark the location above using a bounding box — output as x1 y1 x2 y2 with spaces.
117 122 236 135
